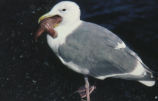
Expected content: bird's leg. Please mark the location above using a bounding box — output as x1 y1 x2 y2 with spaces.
76 77 96 101
77 85 96 98
84 77 90 101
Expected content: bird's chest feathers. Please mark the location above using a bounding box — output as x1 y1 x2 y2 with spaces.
47 21 82 53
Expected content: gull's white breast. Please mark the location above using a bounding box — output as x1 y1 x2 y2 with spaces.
47 20 82 53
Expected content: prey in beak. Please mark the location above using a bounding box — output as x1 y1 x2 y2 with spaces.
35 15 62 41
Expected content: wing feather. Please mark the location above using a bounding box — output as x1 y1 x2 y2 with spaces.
58 21 146 79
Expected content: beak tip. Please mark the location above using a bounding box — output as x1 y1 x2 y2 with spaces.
38 19 41 24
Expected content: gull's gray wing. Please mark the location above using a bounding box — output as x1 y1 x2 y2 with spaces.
58 21 149 80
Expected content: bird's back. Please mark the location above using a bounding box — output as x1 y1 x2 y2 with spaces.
58 21 155 83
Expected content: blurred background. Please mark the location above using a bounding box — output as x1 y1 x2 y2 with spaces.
0 0 158 101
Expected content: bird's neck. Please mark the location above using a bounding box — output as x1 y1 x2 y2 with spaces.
47 20 83 53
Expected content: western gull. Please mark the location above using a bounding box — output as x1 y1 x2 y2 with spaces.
35 1 156 101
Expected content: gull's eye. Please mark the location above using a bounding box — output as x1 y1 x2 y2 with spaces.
62 8 66 11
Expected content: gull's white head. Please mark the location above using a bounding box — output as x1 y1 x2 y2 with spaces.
39 1 81 25
37 1 82 51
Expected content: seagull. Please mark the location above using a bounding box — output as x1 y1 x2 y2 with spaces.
35 1 156 101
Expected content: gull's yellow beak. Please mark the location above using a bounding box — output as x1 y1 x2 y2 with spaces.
38 13 52 23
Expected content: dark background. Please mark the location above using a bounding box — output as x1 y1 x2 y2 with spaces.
0 0 158 101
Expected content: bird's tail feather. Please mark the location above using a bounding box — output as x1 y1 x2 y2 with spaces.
138 80 155 87
141 62 158 81
138 66 157 87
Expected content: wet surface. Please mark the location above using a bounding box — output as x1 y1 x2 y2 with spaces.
0 0 158 101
